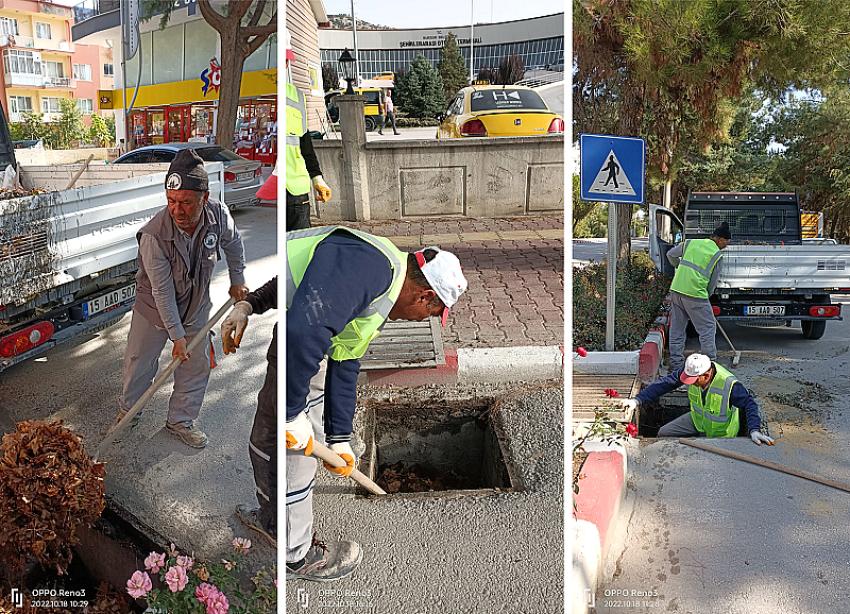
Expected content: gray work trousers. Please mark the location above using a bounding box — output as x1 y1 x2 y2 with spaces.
657 412 702 437
286 359 327 563
119 310 212 425
249 351 276 529
668 291 717 371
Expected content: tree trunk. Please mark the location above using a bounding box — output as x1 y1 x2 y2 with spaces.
616 204 632 264
216 28 244 150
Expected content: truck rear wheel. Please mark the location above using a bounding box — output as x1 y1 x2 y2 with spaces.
802 320 826 340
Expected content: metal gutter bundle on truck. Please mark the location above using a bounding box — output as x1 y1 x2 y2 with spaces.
0 161 225 372
649 192 850 341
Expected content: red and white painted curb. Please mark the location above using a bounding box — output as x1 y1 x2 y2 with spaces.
572 441 629 614
638 311 670 382
366 344 564 386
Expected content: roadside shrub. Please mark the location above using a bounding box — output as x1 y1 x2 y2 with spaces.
573 252 669 351
395 117 439 128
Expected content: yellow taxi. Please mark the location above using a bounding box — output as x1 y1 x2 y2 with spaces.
436 85 564 139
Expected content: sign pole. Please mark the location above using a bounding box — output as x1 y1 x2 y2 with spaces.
606 202 617 351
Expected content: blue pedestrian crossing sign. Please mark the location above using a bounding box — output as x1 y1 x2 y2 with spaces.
580 134 645 204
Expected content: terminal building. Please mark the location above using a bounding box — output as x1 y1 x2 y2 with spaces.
318 13 563 81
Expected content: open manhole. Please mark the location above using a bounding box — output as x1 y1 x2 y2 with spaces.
359 398 518 496
636 390 762 437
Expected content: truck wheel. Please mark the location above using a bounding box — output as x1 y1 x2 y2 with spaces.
365 117 377 132
802 320 826 340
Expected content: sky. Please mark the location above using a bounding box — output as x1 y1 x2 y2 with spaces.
322 0 563 29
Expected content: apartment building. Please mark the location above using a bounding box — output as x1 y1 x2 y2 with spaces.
0 0 112 125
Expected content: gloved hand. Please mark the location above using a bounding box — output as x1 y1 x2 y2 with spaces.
619 398 639 413
323 442 356 478
229 284 250 302
312 175 332 202
285 413 314 455
750 430 775 446
221 301 252 355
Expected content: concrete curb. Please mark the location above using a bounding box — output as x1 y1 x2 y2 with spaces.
638 311 670 382
573 350 639 375
573 441 629 612
365 344 564 386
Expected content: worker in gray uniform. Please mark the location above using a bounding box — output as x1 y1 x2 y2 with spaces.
666 222 731 372
117 148 248 449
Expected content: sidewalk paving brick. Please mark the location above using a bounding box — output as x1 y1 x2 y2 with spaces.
348 216 564 348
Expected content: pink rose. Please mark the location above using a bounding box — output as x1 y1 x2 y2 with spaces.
195 582 218 606
164 565 188 593
176 555 194 570
144 552 166 574
206 592 230 614
126 571 152 599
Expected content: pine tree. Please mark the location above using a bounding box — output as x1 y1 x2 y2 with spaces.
438 33 468 104
397 56 444 118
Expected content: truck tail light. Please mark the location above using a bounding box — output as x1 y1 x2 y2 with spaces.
224 171 237 183
548 118 564 133
254 167 263 177
460 119 487 137
0 321 54 358
712 305 721 316
809 305 840 317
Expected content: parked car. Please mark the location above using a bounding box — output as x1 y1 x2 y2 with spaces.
111 143 263 209
437 85 564 139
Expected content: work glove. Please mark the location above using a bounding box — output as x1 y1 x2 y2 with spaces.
619 398 639 413
323 442 356 478
312 175 332 202
221 301 252 355
750 430 775 446
285 412 314 455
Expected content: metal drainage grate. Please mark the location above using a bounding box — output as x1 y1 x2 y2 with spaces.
359 318 445 370
358 399 517 497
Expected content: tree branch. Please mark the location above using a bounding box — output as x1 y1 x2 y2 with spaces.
244 17 276 57
197 0 227 32
240 17 277 40
248 0 268 28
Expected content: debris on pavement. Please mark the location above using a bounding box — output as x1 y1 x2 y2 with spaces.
376 462 470 493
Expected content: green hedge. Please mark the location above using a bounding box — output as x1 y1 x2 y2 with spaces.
573 252 669 351
395 117 440 128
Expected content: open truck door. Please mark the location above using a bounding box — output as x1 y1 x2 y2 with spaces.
648 204 684 277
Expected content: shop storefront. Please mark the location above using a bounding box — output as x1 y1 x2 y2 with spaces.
101 68 277 164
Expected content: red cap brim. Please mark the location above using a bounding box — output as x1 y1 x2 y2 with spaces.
441 307 449 327
679 372 699 385
256 173 277 200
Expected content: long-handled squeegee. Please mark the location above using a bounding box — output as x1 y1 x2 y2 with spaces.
715 317 741 367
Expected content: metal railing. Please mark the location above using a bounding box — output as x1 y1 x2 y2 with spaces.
72 0 119 24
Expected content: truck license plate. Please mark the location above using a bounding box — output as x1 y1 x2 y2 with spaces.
83 284 136 318
745 305 785 316
238 171 254 182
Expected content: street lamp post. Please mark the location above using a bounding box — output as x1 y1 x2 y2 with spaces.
338 49 357 95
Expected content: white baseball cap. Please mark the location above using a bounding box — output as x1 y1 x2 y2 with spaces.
680 353 713 384
414 246 468 326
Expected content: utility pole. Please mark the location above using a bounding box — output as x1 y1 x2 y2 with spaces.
469 0 474 83
351 0 360 84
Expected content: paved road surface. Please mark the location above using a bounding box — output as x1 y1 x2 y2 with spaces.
598 296 850 613
573 238 649 265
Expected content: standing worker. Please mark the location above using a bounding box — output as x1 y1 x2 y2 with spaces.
377 89 399 136
285 226 468 581
220 170 278 545
619 353 774 445
117 149 248 449
666 222 731 372
286 30 331 231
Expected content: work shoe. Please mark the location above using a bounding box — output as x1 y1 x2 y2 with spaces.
286 534 363 582
235 504 276 547
166 421 208 449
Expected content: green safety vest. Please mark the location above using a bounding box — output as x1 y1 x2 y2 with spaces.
670 239 722 299
688 363 740 438
286 226 408 361
286 82 311 196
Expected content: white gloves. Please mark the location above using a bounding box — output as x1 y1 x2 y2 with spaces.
619 398 639 413
221 301 252 355
285 412 314 455
323 442 356 478
312 175 332 202
750 431 775 446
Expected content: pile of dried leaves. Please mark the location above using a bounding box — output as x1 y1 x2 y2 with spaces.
0 187 44 202
0 421 105 575
376 462 469 493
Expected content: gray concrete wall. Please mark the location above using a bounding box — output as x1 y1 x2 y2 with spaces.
313 136 564 221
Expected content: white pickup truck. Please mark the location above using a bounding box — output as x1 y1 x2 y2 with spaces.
0 161 224 371
649 192 850 340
